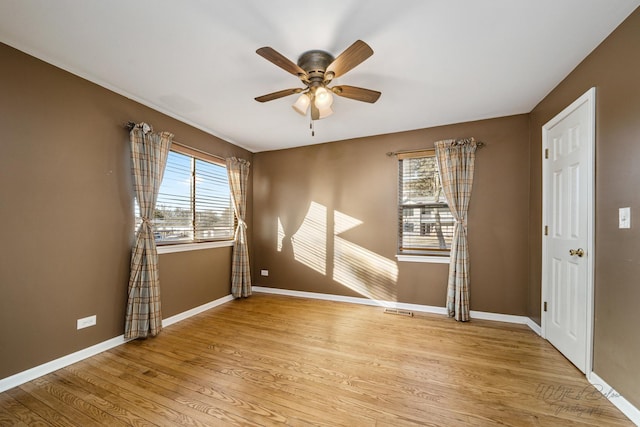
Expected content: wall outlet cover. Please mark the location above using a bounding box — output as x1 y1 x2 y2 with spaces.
619 207 631 229
77 315 97 330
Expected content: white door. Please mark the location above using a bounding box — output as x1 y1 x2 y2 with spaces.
542 88 595 374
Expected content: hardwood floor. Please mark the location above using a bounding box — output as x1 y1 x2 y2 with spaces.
0 293 633 426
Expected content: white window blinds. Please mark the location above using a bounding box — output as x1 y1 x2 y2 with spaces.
398 151 453 255
136 148 234 244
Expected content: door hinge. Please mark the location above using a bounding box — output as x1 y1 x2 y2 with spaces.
544 225 548 236
544 301 548 312
544 148 549 159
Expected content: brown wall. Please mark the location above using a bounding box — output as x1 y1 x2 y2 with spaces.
253 115 530 314
0 42 251 379
159 248 233 317
528 8 640 408
3 5 639 411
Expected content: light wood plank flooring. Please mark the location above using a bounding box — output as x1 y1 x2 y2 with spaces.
0 293 633 426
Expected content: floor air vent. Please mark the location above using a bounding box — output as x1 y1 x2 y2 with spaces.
384 308 414 317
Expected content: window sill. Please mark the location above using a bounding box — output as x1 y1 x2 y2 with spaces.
396 254 450 264
157 240 234 254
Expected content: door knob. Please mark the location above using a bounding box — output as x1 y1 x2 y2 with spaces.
569 248 585 257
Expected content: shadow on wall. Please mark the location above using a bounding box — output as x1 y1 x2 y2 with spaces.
277 201 398 301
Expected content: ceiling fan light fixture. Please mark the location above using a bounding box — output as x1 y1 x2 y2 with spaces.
314 86 333 109
318 105 334 119
292 93 311 115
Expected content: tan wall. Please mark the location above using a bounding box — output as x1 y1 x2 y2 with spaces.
3 5 639 411
528 8 640 408
0 42 251 379
253 114 530 314
159 248 233 317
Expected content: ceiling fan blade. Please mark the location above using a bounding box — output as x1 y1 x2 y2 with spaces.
255 88 302 103
332 85 381 103
311 101 320 120
256 47 308 78
325 40 373 78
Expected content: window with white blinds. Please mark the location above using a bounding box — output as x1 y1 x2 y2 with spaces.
398 151 453 255
135 147 234 244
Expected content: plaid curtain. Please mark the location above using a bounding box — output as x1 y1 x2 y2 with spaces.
227 157 252 298
435 137 477 322
125 123 173 339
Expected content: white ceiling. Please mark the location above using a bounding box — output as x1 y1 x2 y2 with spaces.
1 1 638 152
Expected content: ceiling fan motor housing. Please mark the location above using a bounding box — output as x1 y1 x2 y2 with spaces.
297 50 335 83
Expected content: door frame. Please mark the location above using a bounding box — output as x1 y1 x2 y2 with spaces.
541 87 596 375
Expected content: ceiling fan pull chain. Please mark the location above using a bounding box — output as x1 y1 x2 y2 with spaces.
310 119 315 137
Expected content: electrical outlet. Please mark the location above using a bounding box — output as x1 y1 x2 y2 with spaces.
260 269 269 277
619 207 631 229
77 315 96 330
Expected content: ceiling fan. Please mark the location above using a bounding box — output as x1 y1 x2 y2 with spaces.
254 40 381 121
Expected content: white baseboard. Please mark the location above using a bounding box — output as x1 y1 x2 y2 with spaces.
468 309 530 325
588 372 640 426
252 286 447 314
0 334 129 393
0 294 233 393
525 318 542 336
162 294 235 328
252 286 535 329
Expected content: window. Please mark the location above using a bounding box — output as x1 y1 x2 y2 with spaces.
398 150 453 255
135 146 234 245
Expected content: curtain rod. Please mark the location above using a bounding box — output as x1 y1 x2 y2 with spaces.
386 141 485 157
124 121 226 162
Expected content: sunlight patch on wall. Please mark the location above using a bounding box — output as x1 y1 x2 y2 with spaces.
334 209 363 234
333 237 399 301
290 202 327 275
276 204 399 299
333 210 398 301
277 217 285 252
